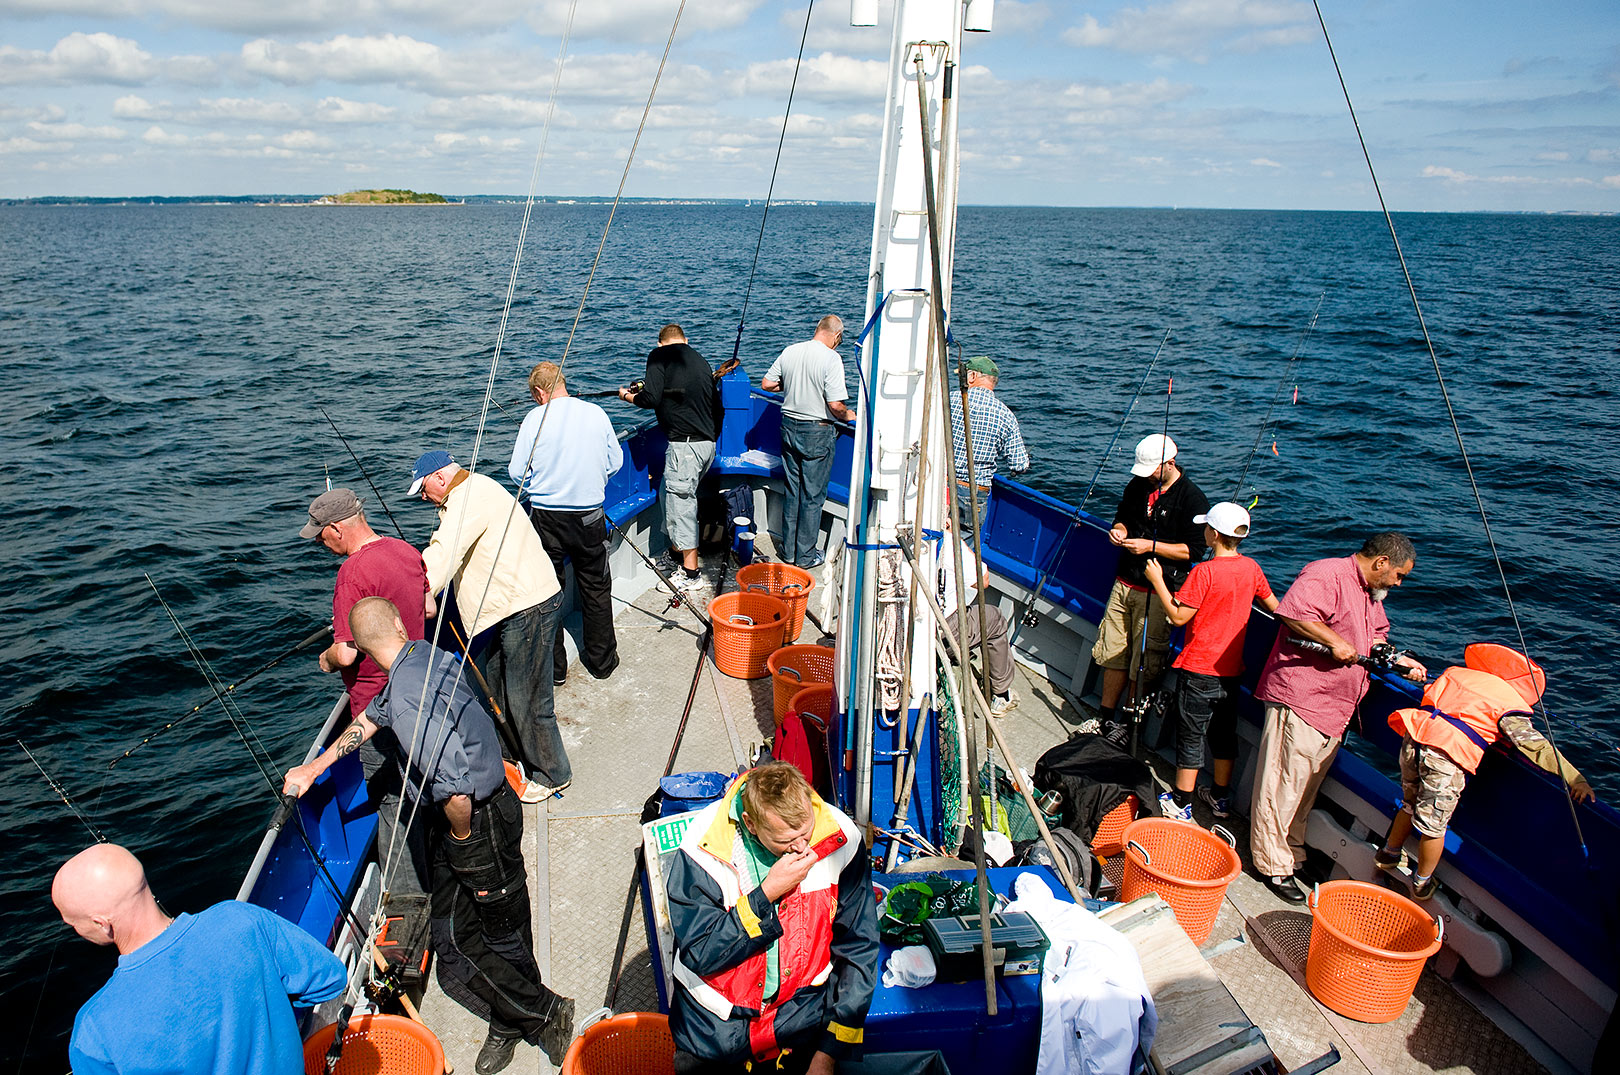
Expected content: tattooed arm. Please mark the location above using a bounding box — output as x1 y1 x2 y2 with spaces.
283 713 380 797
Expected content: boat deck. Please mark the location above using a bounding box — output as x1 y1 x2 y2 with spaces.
408 560 1550 1075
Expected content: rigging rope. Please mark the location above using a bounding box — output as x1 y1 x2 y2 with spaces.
1311 0 1588 855
729 0 818 365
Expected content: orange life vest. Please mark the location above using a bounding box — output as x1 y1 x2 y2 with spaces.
1388 643 1545 774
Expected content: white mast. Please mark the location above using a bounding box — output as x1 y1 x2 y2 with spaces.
837 0 984 829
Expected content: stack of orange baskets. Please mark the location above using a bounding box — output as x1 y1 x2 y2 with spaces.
1118 818 1242 945
766 645 836 724
303 1015 445 1075
736 562 816 642
1305 879 1442 1022
1090 794 1139 857
707 592 788 678
561 1012 675 1075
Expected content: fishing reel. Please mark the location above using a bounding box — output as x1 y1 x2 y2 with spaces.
363 964 405 1009
623 378 645 396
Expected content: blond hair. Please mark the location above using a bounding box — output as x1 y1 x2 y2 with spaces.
349 596 402 652
741 762 812 826
528 361 564 396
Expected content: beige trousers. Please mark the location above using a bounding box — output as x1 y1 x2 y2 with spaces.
1249 703 1340 878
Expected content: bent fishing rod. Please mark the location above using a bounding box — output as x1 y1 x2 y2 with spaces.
1012 329 1170 639
109 623 333 767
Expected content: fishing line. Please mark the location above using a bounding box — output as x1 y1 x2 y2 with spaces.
19 739 107 844
729 0 817 366
1010 330 1170 641
1312 0 1587 854
321 406 406 542
1231 293 1324 503
109 624 333 767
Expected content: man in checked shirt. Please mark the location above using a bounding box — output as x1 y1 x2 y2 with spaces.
948 355 1029 533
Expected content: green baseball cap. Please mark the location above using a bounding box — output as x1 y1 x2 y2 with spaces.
965 355 999 377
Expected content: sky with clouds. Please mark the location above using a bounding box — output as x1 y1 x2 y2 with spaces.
2 0 1617 210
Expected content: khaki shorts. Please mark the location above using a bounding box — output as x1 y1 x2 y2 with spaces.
1400 737 1469 838
1090 581 1170 682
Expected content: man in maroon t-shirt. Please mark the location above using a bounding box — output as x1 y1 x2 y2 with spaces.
1247 532 1427 903
299 488 431 891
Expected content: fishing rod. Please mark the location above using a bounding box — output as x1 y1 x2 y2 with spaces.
144 575 374 946
1123 378 1174 753
605 516 712 631
1013 329 1170 638
20 739 108 843
1230 294 1324 503
109 623 333 767
320 407 407 543
605 541 739 1013
1286 636 1422 673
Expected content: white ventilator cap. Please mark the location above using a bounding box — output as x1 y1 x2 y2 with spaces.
1195 502 1252 538
1130 434 1177 477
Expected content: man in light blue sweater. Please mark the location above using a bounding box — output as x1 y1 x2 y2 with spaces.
54 843 345 1075
511 360 625 682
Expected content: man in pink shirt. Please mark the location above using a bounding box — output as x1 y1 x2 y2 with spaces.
300 487 432 891
1249 532 1427 903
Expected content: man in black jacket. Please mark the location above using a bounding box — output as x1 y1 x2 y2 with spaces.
1090 434 1208 744
622 324 719 596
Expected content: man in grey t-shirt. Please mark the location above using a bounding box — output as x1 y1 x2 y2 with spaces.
762 315 852 569
282 597 576 1072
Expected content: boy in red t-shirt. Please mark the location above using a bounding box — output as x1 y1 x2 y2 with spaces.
1144 502 1279 822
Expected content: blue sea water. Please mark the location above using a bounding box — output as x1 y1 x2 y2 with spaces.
1 202 1616 1068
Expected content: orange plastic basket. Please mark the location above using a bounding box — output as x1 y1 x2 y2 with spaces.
737 562 816 642
708 592 789 679
766 645 837 725
1305 879 1442 1023
303 1014 445 1075
561 1012 676 1075
789 684 836 726
1091 795 1139 857
1119 818 1242 945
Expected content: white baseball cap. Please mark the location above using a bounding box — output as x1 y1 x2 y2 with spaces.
1195 502 1251 538
1130 434 1177 477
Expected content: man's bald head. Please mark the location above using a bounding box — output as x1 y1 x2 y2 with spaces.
349 596 407 654
53 844 161 948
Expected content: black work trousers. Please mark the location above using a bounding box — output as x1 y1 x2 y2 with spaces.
430 783 559 1040
529 505 619 679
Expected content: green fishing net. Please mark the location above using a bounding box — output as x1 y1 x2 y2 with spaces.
879 873 980 945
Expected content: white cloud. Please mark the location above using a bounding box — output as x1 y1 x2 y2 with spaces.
195 97 305 124
1058 77 1194 126
1251 156 1281 167
1421 164 1601 187
1603 174 1620 188
0 32 156 85
421 94 566 130
1064 0 1314 61
738 52 887 103
315 96 396 123
1535 150 1570 162
527 0 762 42
142 124 189 145
241 33 445 86
112 94 159 118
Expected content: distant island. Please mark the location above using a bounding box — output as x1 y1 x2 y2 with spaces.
315 189 449 205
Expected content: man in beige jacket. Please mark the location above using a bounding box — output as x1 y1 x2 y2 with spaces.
410 449 570 800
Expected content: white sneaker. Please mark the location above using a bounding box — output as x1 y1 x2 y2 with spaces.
658 571 707 596
989 690 1020 717
519 778 572 804
1157 791 1194 823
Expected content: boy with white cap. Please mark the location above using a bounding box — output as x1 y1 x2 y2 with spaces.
1143 501 1278 821
1091 433 1209 746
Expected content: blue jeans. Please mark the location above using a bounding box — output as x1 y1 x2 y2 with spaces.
476 592 570 787
1175 671 1240 770
780 417 837 566
955 481 989 534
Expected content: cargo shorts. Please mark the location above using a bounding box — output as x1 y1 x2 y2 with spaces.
1090 581 1170 683
1399 736 1469 838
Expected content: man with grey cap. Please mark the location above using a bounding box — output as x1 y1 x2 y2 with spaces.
300 487 432 889
761 315 852 569
948 355 1029 533
409 450 570 801
1090 434 1208 746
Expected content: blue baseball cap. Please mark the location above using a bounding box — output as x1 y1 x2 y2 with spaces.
408 450 455 496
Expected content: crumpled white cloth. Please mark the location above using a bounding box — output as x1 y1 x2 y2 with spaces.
1007 872 1158 1075
882 945 938 989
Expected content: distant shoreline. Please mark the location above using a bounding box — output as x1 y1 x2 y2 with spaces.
0 196 1610 216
